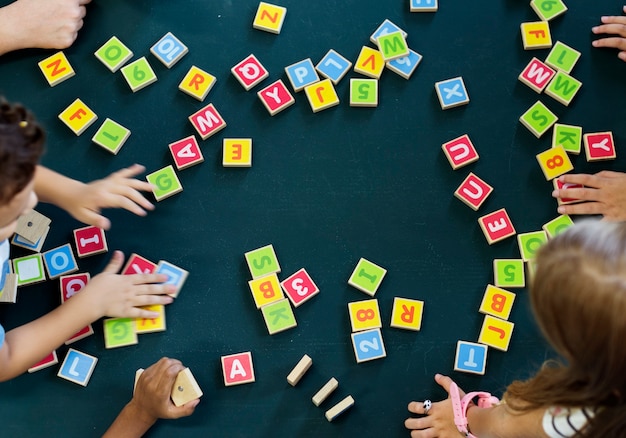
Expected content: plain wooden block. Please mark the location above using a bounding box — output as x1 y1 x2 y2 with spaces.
325 395 354 421
287 354 312 386
133 368 145 394
0 273 18 303
171 367 203 407
312 377 338 407
15 209 51 244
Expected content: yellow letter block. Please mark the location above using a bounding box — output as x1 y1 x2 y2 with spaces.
390 297 424 331
354 46 384 79
223 138 253 167
58 98 98 135
348 299 382 332
248 273 284 309
479 285 516 320
521 21 552 50
38 51 75 86
478 315 514 351
135 304 166 334
253 2 287 34
304 78 339 113
179 65 216 101
536 144 573 181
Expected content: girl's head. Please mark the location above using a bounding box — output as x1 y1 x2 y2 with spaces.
0 97 45 241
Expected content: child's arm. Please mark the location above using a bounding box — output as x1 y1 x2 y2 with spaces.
552 171 626 221
34 165 155 230
103 357 199 438
0 0 91 56
0 251 173 381
592 6 626 62
405 374 547 438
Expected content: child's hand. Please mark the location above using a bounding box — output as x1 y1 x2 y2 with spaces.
405 374 461 437
84 251 173 319
552 171 626 221
592 6 626 62
62 164 155 230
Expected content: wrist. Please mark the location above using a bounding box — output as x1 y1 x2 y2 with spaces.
125 399 158 429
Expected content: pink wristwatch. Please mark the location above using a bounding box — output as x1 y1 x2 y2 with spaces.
450 382 499 437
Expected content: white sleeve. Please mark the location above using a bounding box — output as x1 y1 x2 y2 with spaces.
543 406 594 437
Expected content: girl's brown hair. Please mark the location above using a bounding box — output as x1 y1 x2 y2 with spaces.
504 221 626 436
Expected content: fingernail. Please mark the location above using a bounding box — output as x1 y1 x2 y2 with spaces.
619 52 626 61
557 206 565 214
592 40 599 46
551 190 558 197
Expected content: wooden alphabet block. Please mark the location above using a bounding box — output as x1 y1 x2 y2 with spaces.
257 79 295 116
349 78 378 107
169 135 204 170
478 209 516 245
94 36 133 72
91 118 131 155
530 0 567 22
520 21 552 50
542 214 574 238
38 51 75 86
231 54 269 90
478 315 514 351
253 2 287 34
536 144 573 180
584 132 616 161
171 368 203 406
287 354 312 386
312 377 339 406
28 351 59 373
435 77 469 109
178 65 216 101
370 19 407 45
304 78 340 113
57 348 98 386
0 273 18 303
386 49 423 79
544 71 582 106
316 49 352 84
545 41 580 73
73 226 108 258
442 134 479 169
348 299 382 332
390 297 424 331
155 260 188 298
58 98 98 135
348 258 387 297
188 103 227 140
354 46 385 79
65 325 94 345
454 341 487 375
60 273 90 303
221 351 255 386
146 165 183 201
11 226 49 252
249 273 284 309
121 253 157 275
493 259 525 288
518 57 556 93
552 123 582 154
454 173 493 210
553 178 583 205
376 30 410 61
104 317 138 349
135 304 166 334
43 244 78 279
479 284 516 320
120 57 157 92
245 244 281 279
519 101 558 138
285 58 320 92
261 298 297 335
15 209 51 244
13 254 46 286
351 328 386 363
223 138 253 167
410 0 438 12
280 268 320 307
517 230 548 261
150 32 188 68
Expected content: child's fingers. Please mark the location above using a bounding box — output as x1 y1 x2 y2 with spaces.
593 36 626 50
77 208 111 230
114 164 147 179
133 293 174 308
102 251 125 274
129 273 170 286
619 51 626 62
558 201 604 216
434 373 454 393
599 15 626 26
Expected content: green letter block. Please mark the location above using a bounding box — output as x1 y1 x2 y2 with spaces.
552 123 582 154
104 318 138 348
95 36 134 72
350 79 378 107
376 31 409 61
348 258 387 296
543 215 574 238
545 41 581 74
121 57 157 92
261 299 297 335
519 101 558 138
517 231 548 261
92 118 131 155
530 0 568 22
146 165 183 201
545 71 582 106
493 259 526 288
245 244 281 279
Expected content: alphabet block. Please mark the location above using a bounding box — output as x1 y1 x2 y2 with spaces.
43 244 78 279
257 79 295 116
94 36 133 72
518 57 556 93
376 30 410 61
325 396 355 422
156 260 188 298
171 368 203 407
435 77 469 109
91 118 131 155
478 315 514 351
454 172 493 210
370 19 407 45
58 98 98 135
178 65 216 101
231 54 269 90
285 58 320 92
410 0 438 12
442 134 479 169
517 230 548 261
349 78 378 107
121 253 157 275
478 208 516 245
312 377 338 406
73 226 108 258
11 226 49 252
223 138 253 167
348 258 387 297
545 41 580 73
493 259 525 288
386 49 423 79
150 32 188 68
169 135 204 170
189 103 227 140
315 49 352 84
287 354 312 386
146 165 183 201
253 2 287 34
348 299 382 332
553 178 583 205
28 351 59 373
0 273 17 303
249 273 284 309
15 209 51 244
584 132 616 161
104 317 138 349
304 78 340 113
135 304 166 334
221 351 255 386
520 21 552 50
479 285 516 320
245 244 281 279
280 268 320 307
60 273 91 303
544 71 582 106
351 328 386 363
552 123 582 154
261 298 297 334
120 57 157 92
519 101 558 138
454 341 487 375
354 46 385 79
390 297 424 331
536 144 573 180
57 348 98 386
13 254 46 286
530 0 567 22
38 51 75 86
542 214 574 238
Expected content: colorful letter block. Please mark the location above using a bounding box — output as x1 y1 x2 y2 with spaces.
348 258 387 296
386 49 423 79
156 260 188 298
58 98 98 135
223 138 252 167
479 285 516 320
122 253 157 275
178 65 216 101
370 19 407 45
280 268 320 307
584 132 616 161
304 79 340 113
120 57 157 92
147 165 183 201
43 244 78 279
553 123 582 154
442 134 479 169
38 51 75 86
104 317 138 349
390 297 424 331
545 71 582 106
493 259 525 288
91 118 131 155
221 352 255 386
171 368 203 407
150 32 188 68
350 78 378 107
536 144 574 180
245 244 281 279
13 254 46 286
454 341 487 375
189 103 227 140
253 2 287 34
94 36 133 72
285 58 319 92
354 46 385 79
316 49 352 84
553 178 583 205
521 21 552 50
518 57 556 93
478 315 514 351
454 173 493 211
348 299 382 332
517 230 548 261
257 79 295 116
249 273 284 309
545 41 580 73
435 77 469 109
135 304 166 334
57 349 98 386
519 101 558 138
73 226 108 258
28 351 59 373
231 54 269 90
478 208 516 245
543 214 574 238
60 273 91 302
11 227 49 252
169 135 204 170
261 298 297 335
410 0 438 12
376 31 409 61
530 0 567 21
351 328 386 363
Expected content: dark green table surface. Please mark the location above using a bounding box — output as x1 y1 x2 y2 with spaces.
1 1 625 437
